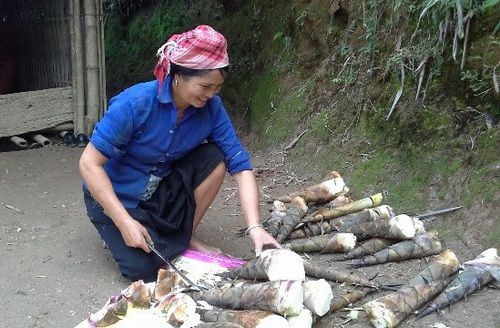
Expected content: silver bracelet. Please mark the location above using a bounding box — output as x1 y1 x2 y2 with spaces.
245 224 262 235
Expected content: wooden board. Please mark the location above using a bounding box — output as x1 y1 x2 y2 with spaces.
0 87 73 137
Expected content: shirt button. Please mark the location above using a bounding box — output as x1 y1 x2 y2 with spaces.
166 153 170 157
169 129 174 133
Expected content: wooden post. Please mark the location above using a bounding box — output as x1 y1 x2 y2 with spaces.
71 0 86 134
83 0 100 135
97 0 107 117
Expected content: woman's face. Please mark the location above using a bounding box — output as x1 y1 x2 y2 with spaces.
175 70 225 109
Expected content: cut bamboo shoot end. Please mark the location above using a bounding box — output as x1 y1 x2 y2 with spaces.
278 281 305 316
256 313 290 328
412 218 426 235
332 233 357 252
435 249 460 267
388 215 416 239
364 301 397 328
287 308 313 328
303 279 333 316
318 177 348 198
260 248 305 281
372 205 394 220
464 248 500 280
291 196 308 212
121 280 152 308
273 200 287 213
157 293 199 326
370 193 384 206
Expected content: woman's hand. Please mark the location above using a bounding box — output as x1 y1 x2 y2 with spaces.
247 226 281 257
116 216 152 253
80 144 152 253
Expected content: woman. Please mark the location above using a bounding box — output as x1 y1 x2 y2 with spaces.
79 25 280 282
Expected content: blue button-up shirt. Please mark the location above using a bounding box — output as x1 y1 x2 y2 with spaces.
88 76 252 208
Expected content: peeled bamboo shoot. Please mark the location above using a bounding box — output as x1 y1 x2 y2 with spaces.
287 308 313 328
302 279 333 316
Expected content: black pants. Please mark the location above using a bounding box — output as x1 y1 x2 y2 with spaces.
84 143 225 282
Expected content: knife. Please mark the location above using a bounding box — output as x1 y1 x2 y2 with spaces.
144 238 206 291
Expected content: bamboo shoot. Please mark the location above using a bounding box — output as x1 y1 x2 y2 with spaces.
283 233 356 253
340 238 395 261
276 171 348 203
200 309 289 328
416 248 499 319
303 193 383 223
350 231 442 268
193 280 304 316
302 279 333 316
364 278 452 328
223 249 305 281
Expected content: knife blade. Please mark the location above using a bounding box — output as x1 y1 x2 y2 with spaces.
144 238 206 291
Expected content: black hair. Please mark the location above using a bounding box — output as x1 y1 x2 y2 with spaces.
170 63 229 80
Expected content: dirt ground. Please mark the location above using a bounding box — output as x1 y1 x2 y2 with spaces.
0 140 498 328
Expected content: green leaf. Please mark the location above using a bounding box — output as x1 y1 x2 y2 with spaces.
482 0 500 10
273 31 284 41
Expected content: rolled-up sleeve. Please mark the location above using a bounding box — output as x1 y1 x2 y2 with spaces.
208 97 253 174
90 94 135 159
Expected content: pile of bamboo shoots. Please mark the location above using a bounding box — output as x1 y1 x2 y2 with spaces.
79 171 498 328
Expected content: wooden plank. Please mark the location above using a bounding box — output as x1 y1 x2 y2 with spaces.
0 87 73 137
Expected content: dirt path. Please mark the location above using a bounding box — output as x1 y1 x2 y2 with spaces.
0 144 498 327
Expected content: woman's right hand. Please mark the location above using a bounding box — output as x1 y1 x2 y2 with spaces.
116 216 152 253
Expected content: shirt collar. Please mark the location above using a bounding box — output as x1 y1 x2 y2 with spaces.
157 76 174 104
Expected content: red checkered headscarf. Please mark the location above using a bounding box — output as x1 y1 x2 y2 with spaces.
154 25 229 87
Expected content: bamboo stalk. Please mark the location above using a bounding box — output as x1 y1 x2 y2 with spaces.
72 0 86 134
83 0 100 134
9 136 28 149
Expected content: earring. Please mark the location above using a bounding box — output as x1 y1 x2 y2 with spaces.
175 79 178 87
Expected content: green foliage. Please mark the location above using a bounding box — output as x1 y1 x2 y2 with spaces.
104 2 189 95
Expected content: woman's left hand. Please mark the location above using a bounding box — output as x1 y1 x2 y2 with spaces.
248 226 282 257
